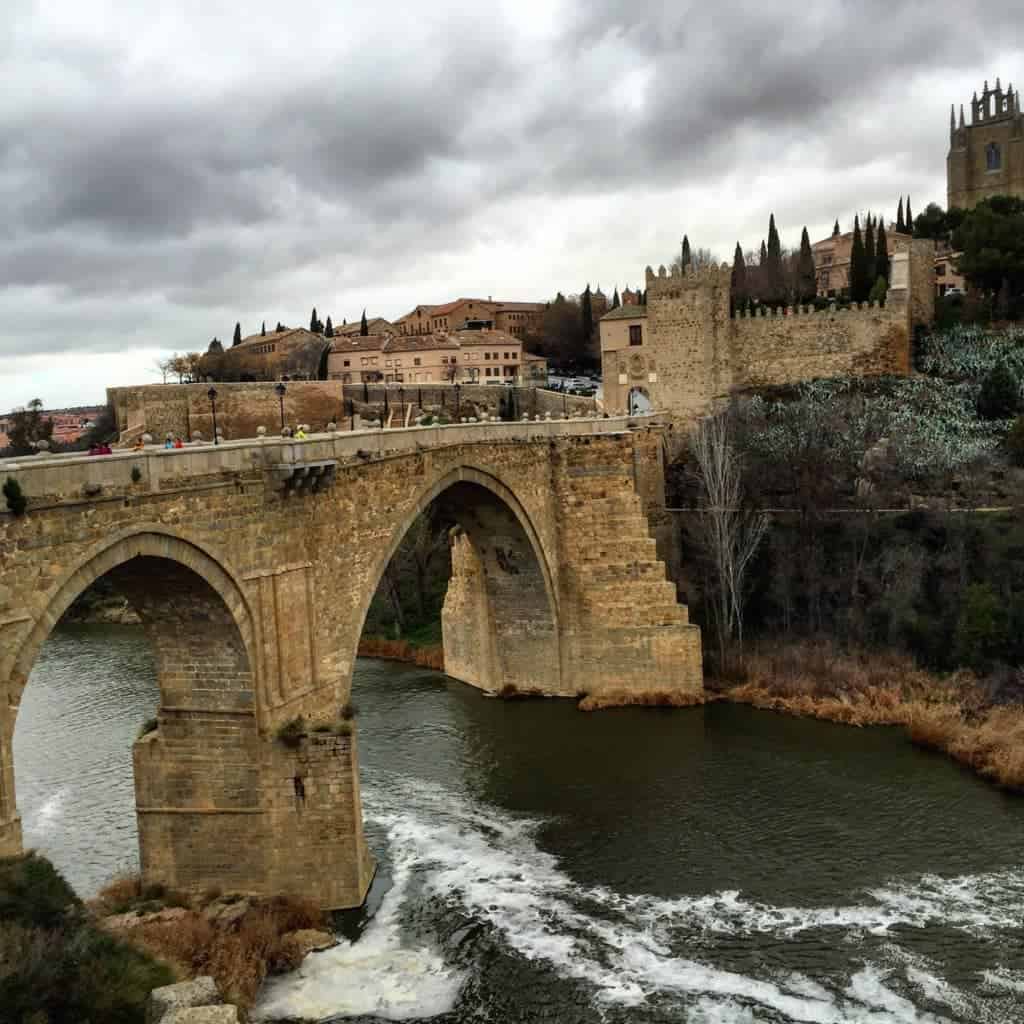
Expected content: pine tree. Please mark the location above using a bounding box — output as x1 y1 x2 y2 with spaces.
681 235 691 270
876 219 890 283
833 219 840 237
759 240 768 265
864 217 876 286
849 216 870 302
581 285 593 351
360 309 369 336
232 322 241 346
324 316 334 338
797 227 816 303
261 321 266 336
896 198 905 234
731 242 748 307
611 287 620 310
766 214 785 305
905 197 914 236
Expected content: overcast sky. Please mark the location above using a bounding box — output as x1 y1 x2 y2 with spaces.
2 1 1021 408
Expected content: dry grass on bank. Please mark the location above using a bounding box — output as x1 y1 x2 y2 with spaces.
719 642 1024 791
577 689 708 711
91 876 326 1012
358 635 444 670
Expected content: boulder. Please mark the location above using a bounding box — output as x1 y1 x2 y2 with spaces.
162 1009 239 1024
216 899 251 929
147 977 221 1024
280 928 337 962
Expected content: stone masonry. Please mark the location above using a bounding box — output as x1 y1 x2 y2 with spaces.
0 415 701 908
601 238 935 426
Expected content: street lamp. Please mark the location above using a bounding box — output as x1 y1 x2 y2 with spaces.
208 387 219 444
348 398 355 432
455 382 461 419
398 386 404 425
275 381 286 433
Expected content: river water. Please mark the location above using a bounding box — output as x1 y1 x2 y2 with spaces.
15 625 1024 1022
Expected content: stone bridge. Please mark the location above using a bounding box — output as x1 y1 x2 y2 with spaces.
0 415 702 908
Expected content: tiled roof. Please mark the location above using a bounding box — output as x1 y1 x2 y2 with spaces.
382 334 460 353
328 333 391 353
600 305 647 321
449 329 520 347
236 327 313 348
335 317 391 336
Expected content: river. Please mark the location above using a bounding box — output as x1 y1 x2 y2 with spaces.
14 624 1024 1022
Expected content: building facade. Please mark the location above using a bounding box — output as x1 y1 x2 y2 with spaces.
812 227 902 297
394 298 545 339
948 78 1024 210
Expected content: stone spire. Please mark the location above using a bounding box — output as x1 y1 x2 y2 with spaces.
959 103 966 128
950 104 956 131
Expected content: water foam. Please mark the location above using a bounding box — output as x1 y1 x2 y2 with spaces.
258 772 1023 1022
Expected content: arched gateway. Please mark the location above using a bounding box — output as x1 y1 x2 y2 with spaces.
0 418 701 907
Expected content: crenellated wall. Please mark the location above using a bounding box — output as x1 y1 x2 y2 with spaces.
602 240 935 425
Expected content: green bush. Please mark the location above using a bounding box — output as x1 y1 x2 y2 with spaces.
137 717 157 740
868 275 888 305
1006 416 1024 466
954 583 1008 672
977 360 1022 419
0 852 173 1024
3 477 27 517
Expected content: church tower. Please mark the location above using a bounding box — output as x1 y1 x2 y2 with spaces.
948 78 1024 210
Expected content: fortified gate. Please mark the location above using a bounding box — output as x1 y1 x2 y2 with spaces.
0 415 701 908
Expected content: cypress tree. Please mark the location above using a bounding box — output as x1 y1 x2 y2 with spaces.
833 219 841 237
581 284 593 351
797 227 816 303
611 287 620 310
896 198 905 234
275 322 284 333
360 309 369 336
759 239 768 265
876 219 890 283
681 235 691 270
324 315 334 338
232 322 241 346
731 242 748 307
261 321 266 336
905 196 914 236
864 216 876 286
849 215 869 302
310 307 320 333
766 214 784 305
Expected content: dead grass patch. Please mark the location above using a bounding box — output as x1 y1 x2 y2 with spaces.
358 636 444 670
719 641 1024 792
577 689 708 711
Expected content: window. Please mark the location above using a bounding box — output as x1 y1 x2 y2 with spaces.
414 357 421 366
987 142 1002 170
629 325 643 346
936 264 946 277
385 360 393 367
343 359 350 367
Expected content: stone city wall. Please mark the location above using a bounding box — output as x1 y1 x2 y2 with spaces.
107 381 345 444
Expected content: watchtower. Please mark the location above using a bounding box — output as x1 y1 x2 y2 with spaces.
948 78 1024 210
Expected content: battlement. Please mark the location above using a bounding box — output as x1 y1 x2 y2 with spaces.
731 299 889 320
644 262 732 290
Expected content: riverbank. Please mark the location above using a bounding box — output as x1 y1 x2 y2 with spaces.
0 852 174 1023
91 874 335 1013
717 642 1024 792
358 634 444 670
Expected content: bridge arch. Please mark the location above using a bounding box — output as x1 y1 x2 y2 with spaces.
2 527 260 891
352 462 564 696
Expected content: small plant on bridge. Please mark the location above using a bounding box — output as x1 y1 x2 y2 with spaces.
131 465 142 483
276 715 306 747
3 476 26 516
137 717 157 739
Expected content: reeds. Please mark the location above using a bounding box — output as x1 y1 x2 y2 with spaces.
719 641 1024 791
357 635 444 670
577 689 707 711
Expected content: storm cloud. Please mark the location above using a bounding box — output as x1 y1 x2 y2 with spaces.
2 0 1022 406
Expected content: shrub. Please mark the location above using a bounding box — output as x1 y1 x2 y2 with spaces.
954 583 1008 671
868 275 888 305
276 716 305 748
1006 415 1024 466
131 465 142 483
137 717 157 740
976 360 1022 419
0 851 80 928
3 477 26 516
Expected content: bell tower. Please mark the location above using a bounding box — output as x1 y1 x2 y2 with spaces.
948 78 1024 210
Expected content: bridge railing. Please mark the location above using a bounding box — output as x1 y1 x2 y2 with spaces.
0 412 668 507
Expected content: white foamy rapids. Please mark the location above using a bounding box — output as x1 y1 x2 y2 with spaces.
254 851 464 1022
258 773 1023 1021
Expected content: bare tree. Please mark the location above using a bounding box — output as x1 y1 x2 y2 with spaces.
689 413 769 669
670 247 721 275
154 356 173 384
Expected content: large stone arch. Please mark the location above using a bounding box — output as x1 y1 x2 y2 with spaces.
0 527 264 894
350 462 564 695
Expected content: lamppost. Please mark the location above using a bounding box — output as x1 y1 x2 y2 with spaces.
348 398 355 432
455 382 461 419
382 385 389 429
562 389 567 418
275 381 286 433
208 387 219 445
398 386 404 425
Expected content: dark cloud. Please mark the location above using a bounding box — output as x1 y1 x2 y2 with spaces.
1 0 1022 402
